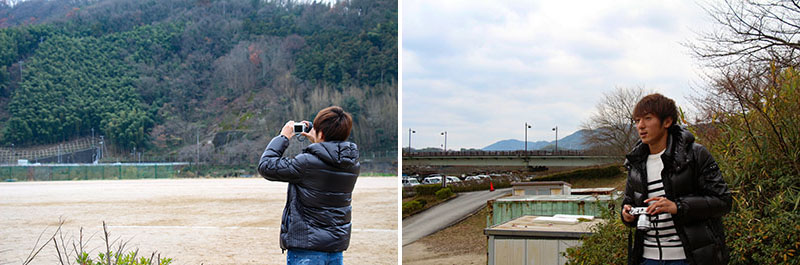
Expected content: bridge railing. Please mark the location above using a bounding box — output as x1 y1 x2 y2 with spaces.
403 150 587 157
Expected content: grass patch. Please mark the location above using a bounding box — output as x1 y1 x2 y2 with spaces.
532 164 627 190
417 205 490 255
23 219 172 265
402 193 457 218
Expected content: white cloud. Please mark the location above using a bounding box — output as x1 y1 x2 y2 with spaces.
402 0 715 150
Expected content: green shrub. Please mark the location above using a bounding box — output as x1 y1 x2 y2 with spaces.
402 200 423 214
701 67 800 265
449 179 513 193
450 182 489 192
435 188 454 200
414 183 442 195
77 250 173 265
536 164 622 182
564 197 627 265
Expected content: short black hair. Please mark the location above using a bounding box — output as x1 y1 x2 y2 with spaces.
633 93 678 126
312 106 353 141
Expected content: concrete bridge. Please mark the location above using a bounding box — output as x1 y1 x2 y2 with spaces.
402 150 621 167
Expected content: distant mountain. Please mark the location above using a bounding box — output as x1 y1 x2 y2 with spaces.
483 129 590 151
483 139 550 151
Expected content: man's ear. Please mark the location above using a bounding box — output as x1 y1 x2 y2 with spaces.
662 117 673 129
317 131 324 143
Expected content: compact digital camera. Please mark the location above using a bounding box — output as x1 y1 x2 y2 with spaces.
629 207 652 231
293 121 313 135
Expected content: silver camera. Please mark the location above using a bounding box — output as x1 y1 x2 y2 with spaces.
293 122 312 135
629 207 651 231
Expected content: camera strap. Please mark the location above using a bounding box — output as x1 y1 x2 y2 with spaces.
649 214 664 264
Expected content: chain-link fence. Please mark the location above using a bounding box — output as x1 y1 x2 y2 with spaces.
0 163 190 181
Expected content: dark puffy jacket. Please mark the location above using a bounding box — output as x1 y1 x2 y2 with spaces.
622 125 731 265
257 135 360 252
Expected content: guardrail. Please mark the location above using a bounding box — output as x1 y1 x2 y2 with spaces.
403 150 586 157
0 163 190 181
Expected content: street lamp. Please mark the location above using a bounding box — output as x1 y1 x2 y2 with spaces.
524 122 532 155
408 128 416 154
440 131 448 188
552 126 558 153
440 131 447 153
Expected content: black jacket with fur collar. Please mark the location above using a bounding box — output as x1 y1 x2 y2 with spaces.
622 125 731 265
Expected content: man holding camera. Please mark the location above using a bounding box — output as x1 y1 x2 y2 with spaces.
621 94 731 265
258 106 359 265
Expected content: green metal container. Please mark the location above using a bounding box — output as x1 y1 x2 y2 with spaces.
488 194 617 227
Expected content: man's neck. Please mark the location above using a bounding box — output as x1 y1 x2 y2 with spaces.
648 135 668 155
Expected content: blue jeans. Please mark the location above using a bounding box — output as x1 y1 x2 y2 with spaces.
640 259 689 265
287 249 343 265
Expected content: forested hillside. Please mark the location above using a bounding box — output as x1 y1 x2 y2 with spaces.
0 0 397 165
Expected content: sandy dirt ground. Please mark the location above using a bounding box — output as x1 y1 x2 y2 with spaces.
402 242 485 265
0 177 397 265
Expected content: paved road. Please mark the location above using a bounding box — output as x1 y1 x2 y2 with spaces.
402 188 511 245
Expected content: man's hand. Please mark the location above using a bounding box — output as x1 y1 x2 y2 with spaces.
280 120 295 139
298 121 318 143
622 204 635 222
644 196 677 215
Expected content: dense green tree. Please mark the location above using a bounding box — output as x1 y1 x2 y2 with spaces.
0 0 397 161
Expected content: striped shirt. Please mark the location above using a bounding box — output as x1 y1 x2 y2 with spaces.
643 149 686 260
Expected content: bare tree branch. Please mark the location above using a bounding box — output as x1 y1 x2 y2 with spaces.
581 86 651 156
688 0 800 68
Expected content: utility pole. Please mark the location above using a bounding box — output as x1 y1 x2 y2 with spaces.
100 136 105 161
196 128 200 165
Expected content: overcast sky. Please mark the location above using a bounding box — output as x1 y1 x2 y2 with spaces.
401 0 716 150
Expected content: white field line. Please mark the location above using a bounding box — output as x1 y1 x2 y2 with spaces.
106 225 395 233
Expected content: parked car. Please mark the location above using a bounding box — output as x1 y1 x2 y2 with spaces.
403 178 421 187
445 176 461 182
466 175 491 181
422 176 442 184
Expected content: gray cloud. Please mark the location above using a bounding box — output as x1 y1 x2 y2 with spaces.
402 0 714 150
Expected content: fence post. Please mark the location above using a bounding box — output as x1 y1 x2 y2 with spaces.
118 164 122 180
85 166 88 180
154 164 158 179
102 165 105 180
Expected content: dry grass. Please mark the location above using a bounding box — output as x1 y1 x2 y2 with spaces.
416 206 490 255
567 173 627 190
